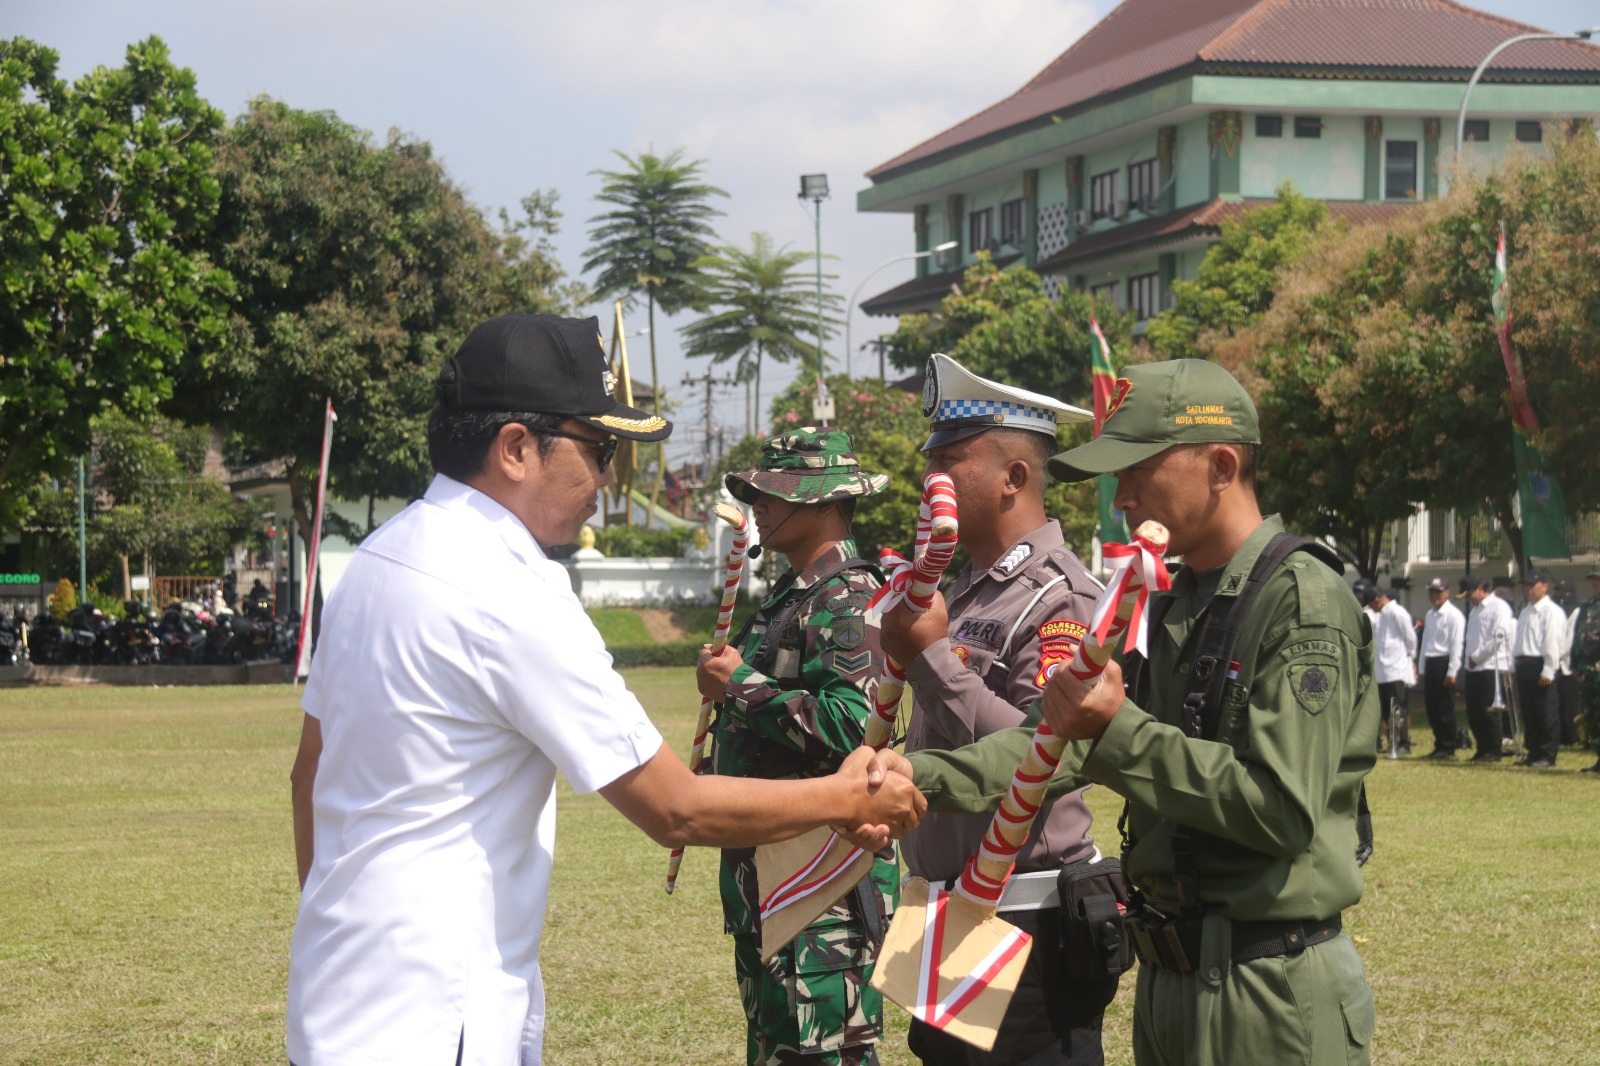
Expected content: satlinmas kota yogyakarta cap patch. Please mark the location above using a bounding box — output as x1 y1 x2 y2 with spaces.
921 353 1092 451
1048 358 1259 483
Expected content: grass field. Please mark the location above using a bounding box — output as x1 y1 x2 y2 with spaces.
1 674 1596 1065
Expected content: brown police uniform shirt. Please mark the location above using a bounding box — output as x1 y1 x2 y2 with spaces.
902 519 1101 882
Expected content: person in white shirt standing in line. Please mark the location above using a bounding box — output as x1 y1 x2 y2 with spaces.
285 313 924 1066
1459 575 1516 762
1370 585 1417 756
1511 569 1568 769
1417 577 1466 759
1553 578 1583 748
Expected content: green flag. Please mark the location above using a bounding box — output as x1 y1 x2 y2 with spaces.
1089 315 1128 545
1494 225 1569 559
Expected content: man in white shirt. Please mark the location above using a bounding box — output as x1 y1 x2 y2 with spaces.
1459 575 1515 762
286 314 924 1066
1417 577 1466 759
1371 586 1417 756
1512 569 1567 769
1554 578 1582 748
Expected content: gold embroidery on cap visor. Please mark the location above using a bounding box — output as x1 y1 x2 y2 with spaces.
594 412 668 432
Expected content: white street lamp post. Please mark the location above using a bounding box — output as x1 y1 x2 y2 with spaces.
1455 26 1598 163
846 240 959 379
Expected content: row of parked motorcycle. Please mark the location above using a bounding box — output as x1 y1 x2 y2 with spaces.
0 592 300 668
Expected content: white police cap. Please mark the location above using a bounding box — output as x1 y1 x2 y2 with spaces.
921 352 1091 451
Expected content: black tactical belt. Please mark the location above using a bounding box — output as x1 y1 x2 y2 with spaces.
1127 909 1342 973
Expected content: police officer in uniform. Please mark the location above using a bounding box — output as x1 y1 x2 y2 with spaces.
698 427 895 1066
885 360 1378 1065
879 354 1117 1066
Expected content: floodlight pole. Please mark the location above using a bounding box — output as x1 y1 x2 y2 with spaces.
1455 27 1598 163
799 174 830 384
846 241 959 378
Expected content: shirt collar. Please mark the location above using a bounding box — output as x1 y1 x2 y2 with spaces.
961 519 1065 590
1166 514 1286 604
791 538 858 591
423 474 548 567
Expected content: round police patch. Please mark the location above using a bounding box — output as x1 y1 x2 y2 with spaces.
922 358 941 419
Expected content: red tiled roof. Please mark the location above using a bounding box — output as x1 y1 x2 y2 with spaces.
1035 197 1418 271
867 0 1600 180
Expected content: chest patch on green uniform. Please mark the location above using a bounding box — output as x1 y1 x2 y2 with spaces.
1288 662 1338 714
833 616 865 650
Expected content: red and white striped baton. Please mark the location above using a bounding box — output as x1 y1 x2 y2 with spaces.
664 503 750 895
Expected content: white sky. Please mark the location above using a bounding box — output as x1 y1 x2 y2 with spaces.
12 0 1596 470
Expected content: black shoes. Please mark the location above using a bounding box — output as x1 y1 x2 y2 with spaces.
1525 759 1554 769
1579 761 1600 774
1469 751 1503 763
1425 749 1457 760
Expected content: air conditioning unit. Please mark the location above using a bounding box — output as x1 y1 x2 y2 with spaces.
1112 200 1129 220
1074 209 1093 227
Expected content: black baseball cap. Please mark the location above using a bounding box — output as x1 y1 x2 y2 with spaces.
1522 569 1551 586
1352 578 1377 606
1457 575 1485 598
1426 577 1450 593
441 314 671 442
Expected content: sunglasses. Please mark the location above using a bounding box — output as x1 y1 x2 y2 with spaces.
539 428 619 472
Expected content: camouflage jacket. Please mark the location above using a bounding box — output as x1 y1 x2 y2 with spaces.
1575 597 1600 668
713 538 896 942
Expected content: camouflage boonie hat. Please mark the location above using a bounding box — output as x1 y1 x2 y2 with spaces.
725 427 889 505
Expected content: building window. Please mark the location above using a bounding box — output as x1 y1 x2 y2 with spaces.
1516 120 1544 143
1384 141 1418 200
1089 281 1120 309
999 198 1025 248
1090 171 1117 219
969 208 994 253
1128 273 1160 321
1294 116 1323 139
1462 119 1490 143
1127 159 1159 213
1255 114 1283 138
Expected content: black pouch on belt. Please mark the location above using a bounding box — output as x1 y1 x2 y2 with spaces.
1056 856 1134 984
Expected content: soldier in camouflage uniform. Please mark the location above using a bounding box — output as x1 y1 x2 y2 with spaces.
1574 570 1600 774
697 427 896 1066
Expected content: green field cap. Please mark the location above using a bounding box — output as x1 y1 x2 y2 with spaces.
1048 359 1259 482
726 426 889 505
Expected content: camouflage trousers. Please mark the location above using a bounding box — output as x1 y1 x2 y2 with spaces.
1580 667 1600 753
731 922 884 1066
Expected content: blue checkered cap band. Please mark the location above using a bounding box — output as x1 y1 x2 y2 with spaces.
935 398 1057 434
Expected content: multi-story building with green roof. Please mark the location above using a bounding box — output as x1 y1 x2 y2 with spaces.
857 0 1600 325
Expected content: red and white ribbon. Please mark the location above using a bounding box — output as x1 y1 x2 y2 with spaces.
912 883 1033 1030
758 831 861 922
1090 527 1170 659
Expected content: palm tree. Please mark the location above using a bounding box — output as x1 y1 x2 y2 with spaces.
582 149 727 422
682 233 841 435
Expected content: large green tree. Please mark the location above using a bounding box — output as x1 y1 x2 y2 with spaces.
681 232 837 435
184 98 571 548
1145 185 1333 360
0 36 232 521
29 409 260 592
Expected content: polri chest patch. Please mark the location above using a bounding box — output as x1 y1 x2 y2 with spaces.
954 617 1005 649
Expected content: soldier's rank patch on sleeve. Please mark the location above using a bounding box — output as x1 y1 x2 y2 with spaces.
1035 640 1077 687
1038 618 1087 643
833 616 865 650
832 649 873 676
1288 662 1338 715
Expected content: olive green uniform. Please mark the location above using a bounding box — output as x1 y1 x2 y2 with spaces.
907 517 1379 1065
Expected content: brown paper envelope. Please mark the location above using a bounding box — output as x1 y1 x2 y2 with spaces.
755 827 877 961
869 876 1032 1052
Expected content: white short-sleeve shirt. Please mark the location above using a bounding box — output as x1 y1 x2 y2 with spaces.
287 475 662 1066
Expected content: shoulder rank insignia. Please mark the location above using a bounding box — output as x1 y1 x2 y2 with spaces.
996 542 1033 574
